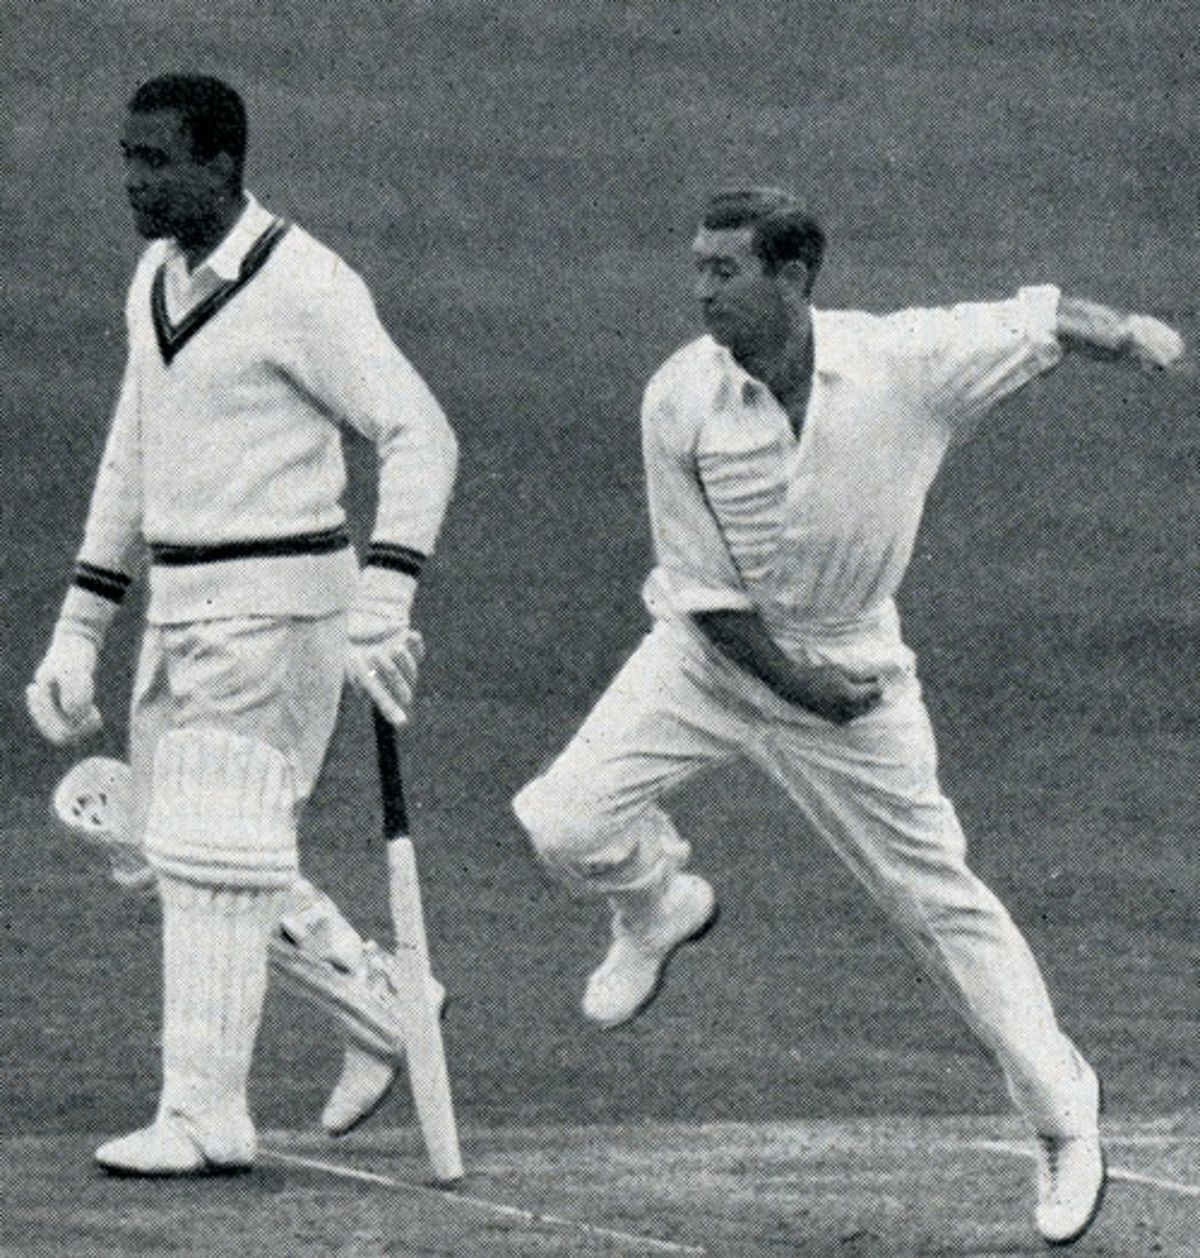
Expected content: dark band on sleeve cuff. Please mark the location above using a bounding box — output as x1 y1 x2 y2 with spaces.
74 561 132 604
366 542 426 578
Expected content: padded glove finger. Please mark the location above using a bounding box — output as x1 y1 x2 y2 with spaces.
346 649 411 727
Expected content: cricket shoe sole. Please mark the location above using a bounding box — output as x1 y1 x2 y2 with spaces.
53 757 156 892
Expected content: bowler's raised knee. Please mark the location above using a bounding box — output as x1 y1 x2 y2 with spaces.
512 772 606 874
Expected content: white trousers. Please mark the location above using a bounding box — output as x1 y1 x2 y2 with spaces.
514 620 1095 1136
128 614 347 843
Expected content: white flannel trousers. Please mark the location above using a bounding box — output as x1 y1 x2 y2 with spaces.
515 620 1095 1137
128 613 347 845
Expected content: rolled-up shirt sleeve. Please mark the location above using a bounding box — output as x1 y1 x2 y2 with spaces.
643 380 752 613
890 284 1064 435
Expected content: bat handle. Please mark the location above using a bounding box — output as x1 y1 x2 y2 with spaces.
372 705 410 838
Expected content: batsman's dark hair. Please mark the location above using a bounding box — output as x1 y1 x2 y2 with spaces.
703 187 825 289
128 74 247 184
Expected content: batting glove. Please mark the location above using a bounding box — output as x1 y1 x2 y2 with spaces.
347 616 425 728
347 565 424 727
26 630 103 745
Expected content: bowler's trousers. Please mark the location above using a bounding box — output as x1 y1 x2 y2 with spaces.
515 619 1095 1137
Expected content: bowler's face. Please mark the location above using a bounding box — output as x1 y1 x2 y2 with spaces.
120 109 223 240
692 226 788 354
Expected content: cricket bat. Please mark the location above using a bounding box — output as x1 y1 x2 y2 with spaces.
372 707 464 1183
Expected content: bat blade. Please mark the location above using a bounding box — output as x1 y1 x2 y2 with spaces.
373 708 464 1184
388 836 464 1183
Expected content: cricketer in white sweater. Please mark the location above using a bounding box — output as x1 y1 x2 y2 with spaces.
65 193 457 630
30 186 460 1174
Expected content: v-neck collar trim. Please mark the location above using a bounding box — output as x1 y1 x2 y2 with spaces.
150 218 291 365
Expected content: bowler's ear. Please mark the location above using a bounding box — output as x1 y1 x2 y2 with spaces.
777 258 814 294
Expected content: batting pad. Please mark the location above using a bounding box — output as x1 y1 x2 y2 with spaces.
269 880 446 1059
158 875 281 1152
145 728 298 890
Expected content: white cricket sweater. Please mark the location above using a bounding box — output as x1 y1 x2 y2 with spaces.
69 196 457 626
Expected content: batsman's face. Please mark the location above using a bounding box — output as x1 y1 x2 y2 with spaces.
121 110 227 241
692 227 790 356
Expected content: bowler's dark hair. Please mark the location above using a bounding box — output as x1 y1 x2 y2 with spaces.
703 187 825 287
128 74 247 183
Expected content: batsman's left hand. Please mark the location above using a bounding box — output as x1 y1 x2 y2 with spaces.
347 612 425 727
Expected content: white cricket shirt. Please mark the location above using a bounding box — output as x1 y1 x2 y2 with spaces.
641 286 1064 674
75 195 457 624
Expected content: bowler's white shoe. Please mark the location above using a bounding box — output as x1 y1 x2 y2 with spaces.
95 1110 255 1177
1035 1067 1106 1246
583 873 717 1028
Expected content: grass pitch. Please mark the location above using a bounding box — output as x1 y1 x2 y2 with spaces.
2 1117 1196 1256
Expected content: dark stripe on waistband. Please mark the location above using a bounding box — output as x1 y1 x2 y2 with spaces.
73 561 133 603
150 526 351 566
365 542 426 578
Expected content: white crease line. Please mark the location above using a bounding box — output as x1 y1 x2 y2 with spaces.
1111 1167 1200 1197
260 1147 707 1255
968 1140 1200 1199
1103 1135 1200 1147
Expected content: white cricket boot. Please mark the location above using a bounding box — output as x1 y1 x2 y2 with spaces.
1034 1065 1106 1246
582 872 717 1028
95 1108 255 1177
319 949 448 1137
321 1045 401 1137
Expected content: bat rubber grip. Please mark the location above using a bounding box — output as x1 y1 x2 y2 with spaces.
373 706 410 838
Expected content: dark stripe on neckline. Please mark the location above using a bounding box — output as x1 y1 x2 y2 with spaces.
151 219 291 366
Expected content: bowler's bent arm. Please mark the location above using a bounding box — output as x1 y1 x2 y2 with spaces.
692 608 881 725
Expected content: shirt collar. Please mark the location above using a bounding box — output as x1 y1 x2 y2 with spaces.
710 308 854 408
167 193 274 280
